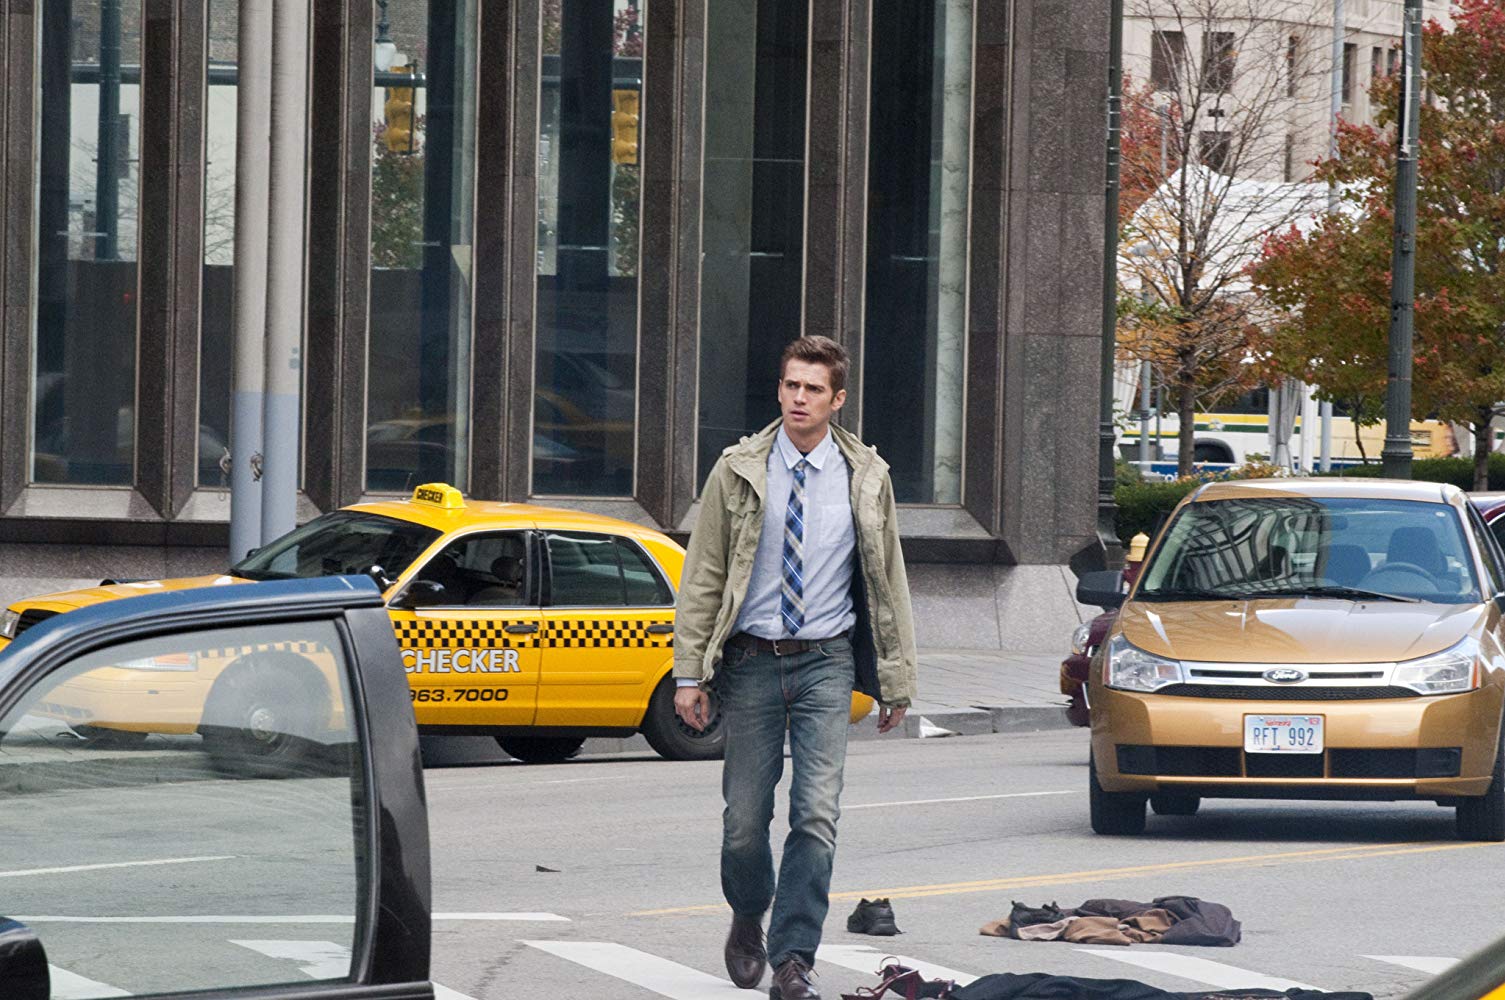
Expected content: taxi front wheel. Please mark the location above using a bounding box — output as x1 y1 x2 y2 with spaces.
1456 725 1505 842
1089 752 1146 835
641 676 725 761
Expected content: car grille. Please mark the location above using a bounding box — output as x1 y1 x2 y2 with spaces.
1155 683 1417 700
13 609 59 637
1116 744 1461 779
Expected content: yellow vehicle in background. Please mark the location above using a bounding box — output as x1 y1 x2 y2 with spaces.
1 484 876 766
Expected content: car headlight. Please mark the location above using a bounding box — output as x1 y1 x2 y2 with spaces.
1392 637 1481 695
1071 623 1092 656
1105 633 1184 692
0 609 19 639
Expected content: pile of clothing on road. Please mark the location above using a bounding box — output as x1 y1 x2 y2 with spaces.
840 961 1374 1000
979 896 1241 948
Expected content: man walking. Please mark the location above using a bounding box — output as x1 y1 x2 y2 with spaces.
674 336 918 1000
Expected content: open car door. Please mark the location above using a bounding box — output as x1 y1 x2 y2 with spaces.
0 576 433 1000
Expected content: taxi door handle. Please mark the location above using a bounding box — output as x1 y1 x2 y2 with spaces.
505 624 539 634
646 624 674 634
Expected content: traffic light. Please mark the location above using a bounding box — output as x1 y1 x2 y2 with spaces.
611 88 639 165
384 65 416 154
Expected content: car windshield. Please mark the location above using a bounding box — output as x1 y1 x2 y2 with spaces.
231 511 441 582
1136 496 1481 604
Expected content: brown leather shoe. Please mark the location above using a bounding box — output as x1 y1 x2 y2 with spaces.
769 957 819 999
724 913 766 989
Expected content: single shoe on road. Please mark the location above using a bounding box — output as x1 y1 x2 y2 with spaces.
770 957 820 999
846 897 900 936
725 913 768 989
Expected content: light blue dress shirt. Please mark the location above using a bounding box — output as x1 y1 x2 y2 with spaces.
733 426 857 641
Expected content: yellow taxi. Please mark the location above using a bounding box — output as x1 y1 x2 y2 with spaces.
0 483 876 764
1078 479 1505 839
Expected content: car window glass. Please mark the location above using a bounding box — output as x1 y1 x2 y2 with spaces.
1468 505 1505 593
616 538 673 606
411 531 531 607
1138 497 1481 603
233 510 440 582
546 532 627 606
0 619 364 996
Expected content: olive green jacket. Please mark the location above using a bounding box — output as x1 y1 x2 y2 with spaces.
672 420 918 708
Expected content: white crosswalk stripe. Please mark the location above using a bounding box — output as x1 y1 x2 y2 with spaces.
1075 948 1318 992
817 943 979 986
523 940 749 999
48 966 130 999
1365 955 1459 975
233 940 352 979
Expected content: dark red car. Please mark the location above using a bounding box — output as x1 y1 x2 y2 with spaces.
1062 554 1145 726
1472 493 1505 551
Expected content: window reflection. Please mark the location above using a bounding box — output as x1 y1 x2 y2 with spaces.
365 0 478 493
864 0 970 504
199 0 239 487
695 0 807 491
33 0 144 485
534 0 642 497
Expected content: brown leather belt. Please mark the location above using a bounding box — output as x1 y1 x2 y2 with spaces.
727 632 846 657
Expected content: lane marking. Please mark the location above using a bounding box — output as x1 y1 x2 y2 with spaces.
0 855 234 879
17 912 567 924
817 944 978 986
48 966 130 999
1076 948 1317 992
524 940 749 999
630 840 1504 915
233 940 351 979
1366 955 1458 975
845 790 1075 810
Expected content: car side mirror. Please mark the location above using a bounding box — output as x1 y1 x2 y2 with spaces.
367 564 393 591
1076 569 1127 610
393 579 447 609
0 918 50 1000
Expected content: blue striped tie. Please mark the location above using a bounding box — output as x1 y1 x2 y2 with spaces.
780 459 808 636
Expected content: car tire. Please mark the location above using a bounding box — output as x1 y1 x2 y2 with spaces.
639 676 726 762
1150 792 1201 817
1090 753 1146 835
201 653 327 778
497 736 586 764
1457 724 1505 842
71 725 150 749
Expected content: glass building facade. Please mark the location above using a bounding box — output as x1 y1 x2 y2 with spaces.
0 0 1109 575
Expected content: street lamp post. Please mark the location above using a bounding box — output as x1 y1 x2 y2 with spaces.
1381 0 1423 479
1097 0 1125 567
94 0 122 261
375 0 398 71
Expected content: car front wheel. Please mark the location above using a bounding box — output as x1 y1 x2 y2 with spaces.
1457 724 1505 842
1090 753 1146 835
640 676 725 761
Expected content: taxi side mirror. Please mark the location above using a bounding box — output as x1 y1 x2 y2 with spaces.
393 580 447 609
367 564 393 591
1076 570 1126 611
0 918 50 1000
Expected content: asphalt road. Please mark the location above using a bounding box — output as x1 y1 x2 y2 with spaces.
417 727 1505 1000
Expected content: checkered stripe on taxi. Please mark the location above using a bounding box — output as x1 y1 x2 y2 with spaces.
199 640 328 658
391 619 538 649
542 620 673 648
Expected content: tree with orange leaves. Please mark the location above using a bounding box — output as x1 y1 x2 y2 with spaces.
1252 0 1505 488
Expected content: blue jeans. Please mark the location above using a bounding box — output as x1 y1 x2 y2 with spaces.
717 636 854 968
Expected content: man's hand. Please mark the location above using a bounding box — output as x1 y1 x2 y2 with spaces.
674 686 711 731
877 705 907 734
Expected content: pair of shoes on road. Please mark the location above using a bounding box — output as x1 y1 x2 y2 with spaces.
840 960 955 1000
724 915 821 999
847 898 901 936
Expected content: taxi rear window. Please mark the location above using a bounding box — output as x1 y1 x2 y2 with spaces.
233 511 441 581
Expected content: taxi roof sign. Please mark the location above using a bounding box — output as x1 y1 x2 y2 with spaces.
410 483 466 509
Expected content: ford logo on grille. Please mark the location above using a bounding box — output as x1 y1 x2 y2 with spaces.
1263 668 1307 683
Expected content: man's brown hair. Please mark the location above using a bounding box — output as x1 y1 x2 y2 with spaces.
779 336 849 393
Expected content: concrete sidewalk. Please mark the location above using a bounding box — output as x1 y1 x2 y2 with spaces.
891 648 1073 740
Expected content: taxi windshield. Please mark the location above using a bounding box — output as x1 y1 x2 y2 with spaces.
1136 496 1482 605
232 511 441 582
